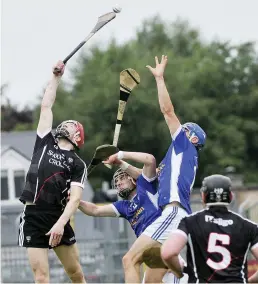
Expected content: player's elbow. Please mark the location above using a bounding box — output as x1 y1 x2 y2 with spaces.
41 102 53 110
146 154 156 165
93 207 101 217
162 109 176 122
160 104 174 116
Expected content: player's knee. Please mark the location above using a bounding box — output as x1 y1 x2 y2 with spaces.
122 251 140 269
33 269 49 283
66 266 85 282
160 246 171 263
122 253 133 269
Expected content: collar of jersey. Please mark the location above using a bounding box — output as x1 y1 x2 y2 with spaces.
129 193 137 201
58 145 71 151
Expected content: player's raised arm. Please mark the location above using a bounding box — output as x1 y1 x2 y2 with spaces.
146 55 181 136
103 151 156 179
78 200 117 217
37 61 65 136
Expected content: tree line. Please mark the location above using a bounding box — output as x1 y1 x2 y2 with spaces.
2 17 258 188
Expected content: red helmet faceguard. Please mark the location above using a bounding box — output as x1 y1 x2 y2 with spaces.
55 120 85 148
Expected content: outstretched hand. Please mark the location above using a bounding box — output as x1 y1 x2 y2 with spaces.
146 55 168 78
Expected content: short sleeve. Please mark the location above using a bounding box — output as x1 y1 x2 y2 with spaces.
33 131 54 154
177 217 189 236
250 222 258 249
70 159 87 189
136 174 157 195
112 201 127 218
172 126 192 155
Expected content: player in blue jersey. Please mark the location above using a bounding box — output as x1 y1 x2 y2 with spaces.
78 151 179 283
105 55 206 283
103 151 188 283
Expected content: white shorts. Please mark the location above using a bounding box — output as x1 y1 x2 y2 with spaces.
142 206 188 244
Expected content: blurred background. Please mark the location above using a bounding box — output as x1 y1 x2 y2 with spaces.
1 0 258 282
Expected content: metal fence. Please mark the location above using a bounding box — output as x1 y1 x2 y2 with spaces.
1 206 135 283
1 238 130 283
1 199 257 283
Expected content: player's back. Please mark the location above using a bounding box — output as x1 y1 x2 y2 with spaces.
184 206 257 283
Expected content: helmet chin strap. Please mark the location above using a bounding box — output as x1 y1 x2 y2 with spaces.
55 127 80 150
55 133 79 150
62 136 79 150
118 186 135 199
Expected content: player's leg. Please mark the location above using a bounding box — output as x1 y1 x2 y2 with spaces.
27 248 49 283
163 270 187 283
142 246 187 283
53 215 85 283
142 247 168 283
142 206 187 283
18 205 51 283
143 267 168 283
54 244 86 283
122 234 160 283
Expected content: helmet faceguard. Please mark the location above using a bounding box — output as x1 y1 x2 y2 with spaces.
182 122 206 151
54 120 85 149
112 168 136 199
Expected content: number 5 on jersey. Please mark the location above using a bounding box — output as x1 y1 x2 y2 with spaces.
207 233 231 270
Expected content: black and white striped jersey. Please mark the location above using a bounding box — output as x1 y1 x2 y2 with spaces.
177 206 258 283
19 131 87 209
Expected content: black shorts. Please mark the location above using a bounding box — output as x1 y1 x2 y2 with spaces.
18 205 76 249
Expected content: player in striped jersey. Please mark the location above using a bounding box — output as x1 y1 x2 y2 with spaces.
161 174 258 283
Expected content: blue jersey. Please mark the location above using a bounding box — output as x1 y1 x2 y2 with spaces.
112 174 162 237
157 126 198 214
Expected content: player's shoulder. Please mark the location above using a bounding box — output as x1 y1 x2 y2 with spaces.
171 125 197 154
137 173 156 185
114 199 130 213
188 208 207 217
183 208 208 221
114 199 128 206
70 152 87 168
228 210 258 227
37 131 55 146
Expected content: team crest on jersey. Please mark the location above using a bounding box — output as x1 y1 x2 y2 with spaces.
129 202 138 210
68 157 73 163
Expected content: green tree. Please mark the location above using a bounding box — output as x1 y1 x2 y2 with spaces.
31 17 258 188
1 84 34 131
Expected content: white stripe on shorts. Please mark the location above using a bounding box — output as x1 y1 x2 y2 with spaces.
142 206 188 244
151 207 178 240
18 206 26 246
